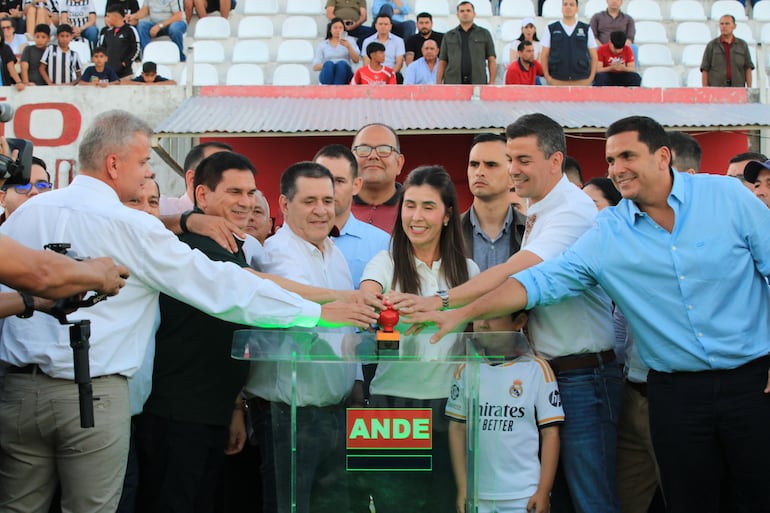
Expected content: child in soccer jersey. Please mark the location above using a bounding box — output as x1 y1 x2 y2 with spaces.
446 311 564 513
350 41 396 85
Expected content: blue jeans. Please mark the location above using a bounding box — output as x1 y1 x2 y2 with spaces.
551 364 623 513
138 19 188 62
319 60 353 84
80 25 98 47
375 4 415 39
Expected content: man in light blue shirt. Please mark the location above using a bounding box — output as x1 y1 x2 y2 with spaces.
403 38 438 84
360 13 405 75
412 115 770 513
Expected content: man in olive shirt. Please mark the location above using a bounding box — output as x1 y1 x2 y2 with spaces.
437 0 496 84
325 0 373 44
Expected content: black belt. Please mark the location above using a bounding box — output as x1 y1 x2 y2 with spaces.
7 364 46 375
549 350 616 374
626 379 647 398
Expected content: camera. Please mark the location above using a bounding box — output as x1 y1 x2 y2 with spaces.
0 103 35 188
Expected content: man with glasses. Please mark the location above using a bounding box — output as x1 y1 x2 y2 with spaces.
350 123 404 233
0 156 51 224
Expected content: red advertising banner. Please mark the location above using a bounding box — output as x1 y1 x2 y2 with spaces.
346 408 432 450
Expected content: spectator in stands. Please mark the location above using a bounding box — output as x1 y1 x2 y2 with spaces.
668 131 701 174
129 60 176 84
0 31 21 88
541 0 598 86
360 13 405 79
582 177 620 210
403 37 438 84
0 16 25 54
461 133 527 271
350 123 404 232
563 155 583 187
80 46 120 85
23 0 56 39
405 11 442 66
183 0 234 24
98 4 140 79
372 0 414 40
313 17 359 85
701 14 753 88
20 23 49 85
351 41 396 84
744 159 770 208
40 24 81 85
0 157 51 223
726 151 767 189
505 40 544 85
437 1 496 85
129 0 187 62
503 17 541 69
325 0 372 46
590 0 634 45
593 30 640 86
0 0 24 34
105 0 141 23
60 0 98 47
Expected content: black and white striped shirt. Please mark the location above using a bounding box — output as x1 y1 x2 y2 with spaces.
41 45 81 83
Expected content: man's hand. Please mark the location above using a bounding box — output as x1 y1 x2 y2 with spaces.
149 23 161 37
224 407 247 455
385 291 441 314
86 257 129 296
186 213 245 253
318 300 378 328
403 308 468 342
336 289 384 311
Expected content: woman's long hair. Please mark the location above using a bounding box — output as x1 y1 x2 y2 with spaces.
326 17 344 40
391 166 470 295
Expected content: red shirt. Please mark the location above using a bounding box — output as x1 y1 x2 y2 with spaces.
504 59 544 85
351 65 397 85
597 42 634 70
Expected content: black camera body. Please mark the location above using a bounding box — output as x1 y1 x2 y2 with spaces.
0 103 35 187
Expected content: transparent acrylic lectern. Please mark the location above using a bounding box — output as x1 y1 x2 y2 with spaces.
232 328 536 513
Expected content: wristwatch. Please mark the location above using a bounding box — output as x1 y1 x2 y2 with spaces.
158 23 164 28
16 292 34 319
435 290 449 310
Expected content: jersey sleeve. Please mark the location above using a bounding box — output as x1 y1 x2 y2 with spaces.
444 363 467 423
533 357 564 428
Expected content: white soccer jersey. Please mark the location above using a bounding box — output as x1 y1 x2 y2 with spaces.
445 355 564 501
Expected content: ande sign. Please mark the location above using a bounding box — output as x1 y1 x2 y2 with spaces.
346 408 432 449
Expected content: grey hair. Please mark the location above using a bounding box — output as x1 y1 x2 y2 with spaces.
78 110 153 172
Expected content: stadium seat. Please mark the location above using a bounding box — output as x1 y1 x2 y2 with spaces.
243 0 278 14
179 63 219 85
276 40 315 63
734 22 755 43
669 0 707 21
285 0 323 14
680 44 706 66
153 63 174 81
626 0 662 21
414 0 450 16
675 22 712 44
194 16 231 39
473 18 494 33
685 67 702 86
191 41 225 63
637 44 674 66
69 40 91 67
499 0 536 18
541 0 561 18
237 16 274 38
634 21 669 43
499 19 522 41
641 67 680 87
281 16 318 38
226 64 265 85
753 0 770 21
94 0 106 16
232 40 270 63
468 0 494 16
761 22 770 43
272 64 311 85
710 0 747 21
583 0 606 18
142 41 181 64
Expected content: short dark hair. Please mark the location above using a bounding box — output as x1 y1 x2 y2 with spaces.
193 151 257 206
314 144 358 178
366 41 386 58
183 141 234 173
610 31 626 49
57 23 73 35
416 12 432 21
457 0 474 11
667 131 702 172
34 23 50 35
280 161 334 201
517 40 533 52
142 61 157 74
92 46 107 56
730 151 768 163
106 3 124 14
721 14 736 23
606 116 670 167
505 113 565 159
563 156 583 182
375 13 392 24
29 156 51 182
471 132 506 149
583 177 621 206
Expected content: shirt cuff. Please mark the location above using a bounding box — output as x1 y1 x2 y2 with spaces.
296 300 322 328
512 269 540 309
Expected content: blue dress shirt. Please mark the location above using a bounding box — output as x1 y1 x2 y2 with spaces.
404 56 438 84
333 213 391 288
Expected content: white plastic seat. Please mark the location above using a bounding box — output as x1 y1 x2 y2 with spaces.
237 16 273 38
276 39 314 63
685 67 702 86
242 0 278 14
468 0 494 16
191 40 225 63
669 0 707 21
675 21 713 44
414 0 451 16
761 23 770 43
734 22 755 43
637 43 674 66
69 40 91 67
499 0 535 18
634 21 669 43
710 0 748 21
499 19 523 41
272 64 311 85
94 0 107 15
179 63 219 85
681 44 706 66
641 66 681 87
225 63 264 85
281 16 318 38
753 0 770 21
626 0 662 21
285 0 323 14
583 0 606 18
152 63 174 80
232 40 270 63
193 16 231 39
142 41 181 64
472 18 494 33
541 0 562 18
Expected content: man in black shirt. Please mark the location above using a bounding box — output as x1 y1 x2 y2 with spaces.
404 11 442 66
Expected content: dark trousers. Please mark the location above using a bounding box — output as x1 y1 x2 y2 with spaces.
135 413 228 513
647 355 770 513
593 71 642 86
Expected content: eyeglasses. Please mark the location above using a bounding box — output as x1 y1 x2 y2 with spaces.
6 181 53 194
352 144 398 158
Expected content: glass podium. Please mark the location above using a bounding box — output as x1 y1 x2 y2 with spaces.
232 328 535 513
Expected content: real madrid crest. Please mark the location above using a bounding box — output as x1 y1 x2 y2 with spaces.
509 379 523 398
